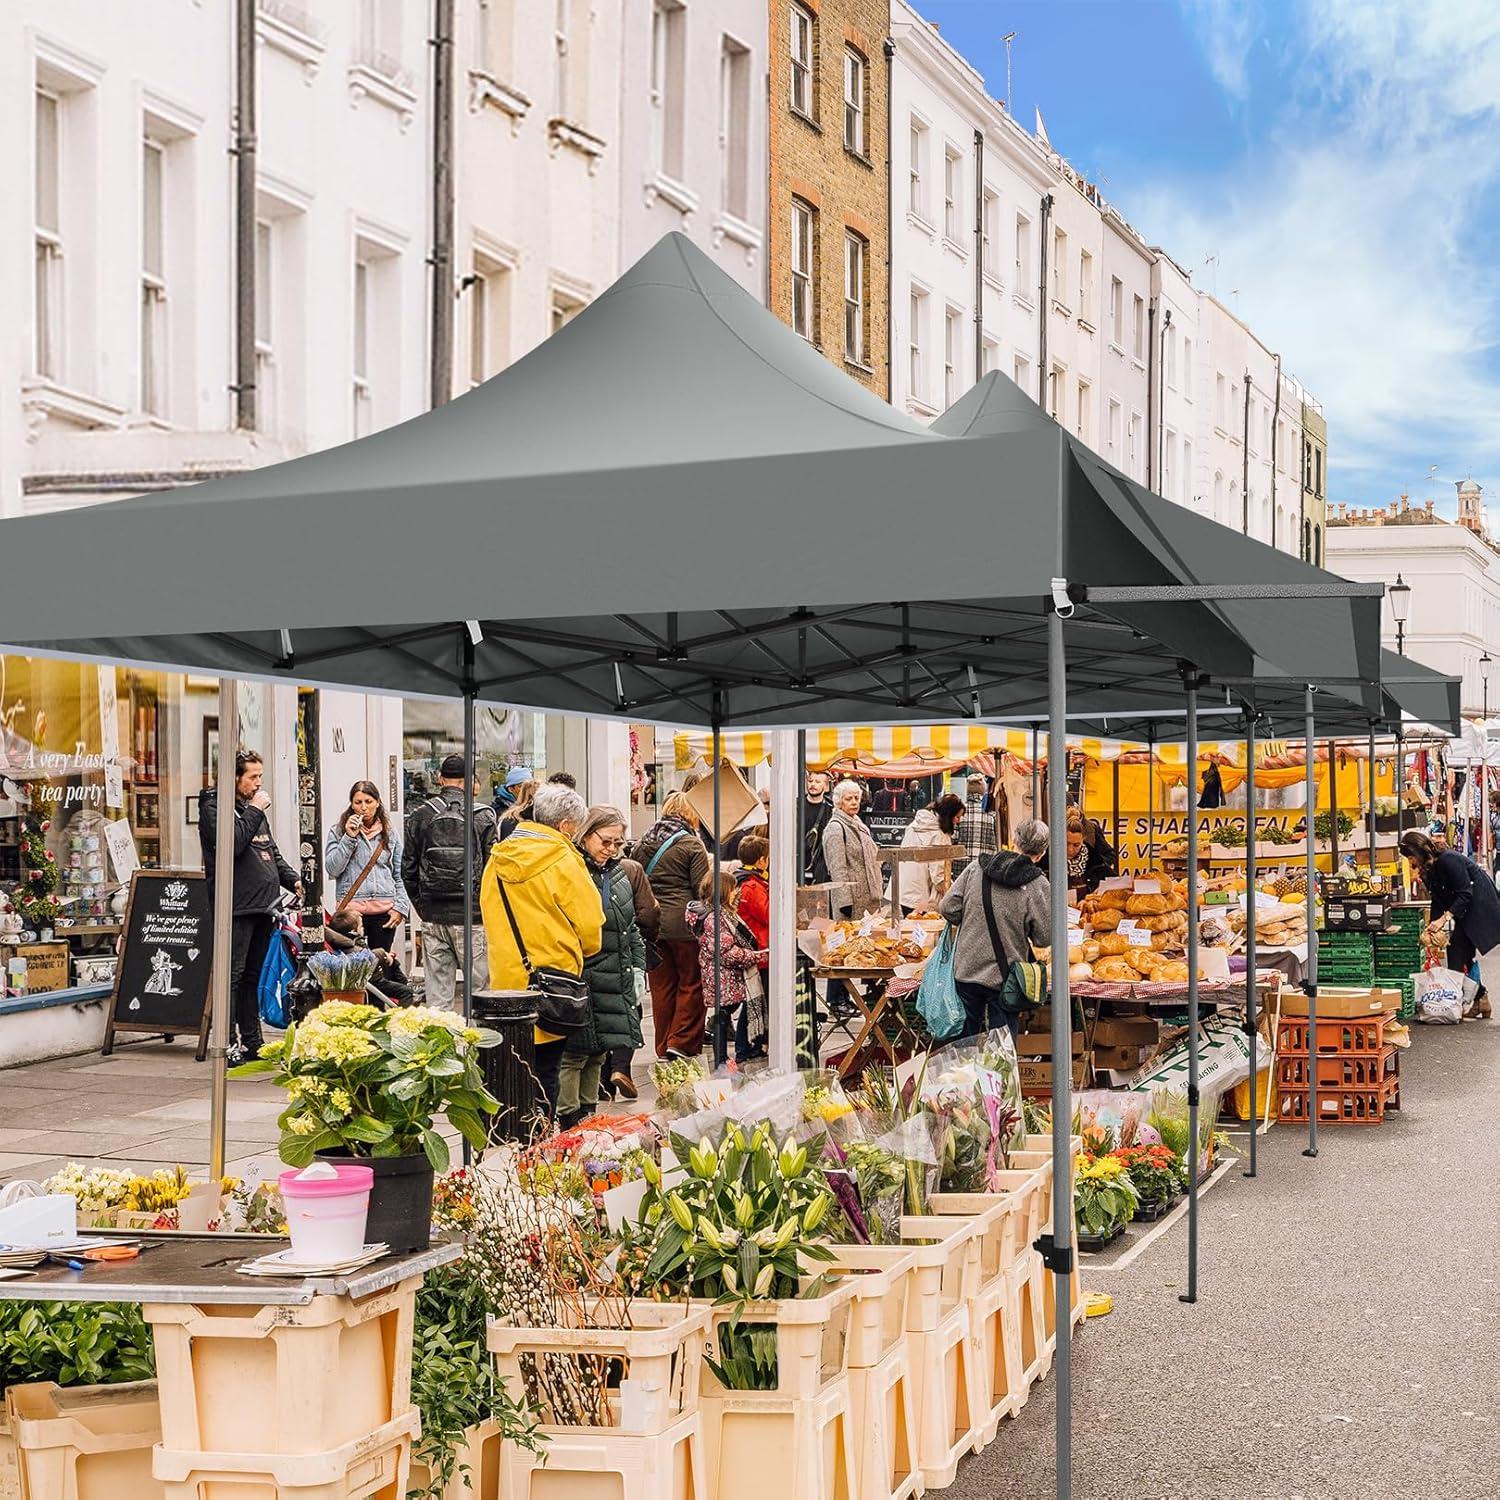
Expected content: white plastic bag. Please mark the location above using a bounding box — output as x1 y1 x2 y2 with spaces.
1413 966 1465 1025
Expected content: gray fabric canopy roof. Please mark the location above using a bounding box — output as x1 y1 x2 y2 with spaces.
0 235 1379 730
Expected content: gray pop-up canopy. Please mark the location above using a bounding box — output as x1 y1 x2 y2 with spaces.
0 234 1386 1500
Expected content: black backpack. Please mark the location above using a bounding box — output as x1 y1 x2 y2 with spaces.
416 794 482 900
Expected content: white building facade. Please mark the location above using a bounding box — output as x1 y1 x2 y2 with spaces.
889 4 1047 419
1326 506 1500 715
616 0 767 293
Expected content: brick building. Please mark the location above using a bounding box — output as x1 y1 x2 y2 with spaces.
768 0 891 397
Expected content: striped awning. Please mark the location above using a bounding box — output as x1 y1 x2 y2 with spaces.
671 725 1136 771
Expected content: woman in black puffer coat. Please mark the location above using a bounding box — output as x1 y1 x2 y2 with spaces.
557 806 647 1126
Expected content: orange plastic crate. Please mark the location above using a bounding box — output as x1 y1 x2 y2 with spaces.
1276 1015 1388 1056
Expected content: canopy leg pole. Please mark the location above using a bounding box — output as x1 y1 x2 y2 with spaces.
1180 666 1202 1304
1330 740 1341 868
1112 758 1122 871
711 708 723 1067
1395 726 1405 896
794 729 817 1069
1046 604 1073 1500
1031 723 1041 825
1304 687 1319 1158
1147 727 1156 868
208 675 239 1182
1368 723 1378 873
1244 710 1258 1179
461 637 476 1164
769 729 798 1074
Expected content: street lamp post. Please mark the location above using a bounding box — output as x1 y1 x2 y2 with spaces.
1390 573 1411 656
1481 651 1492 866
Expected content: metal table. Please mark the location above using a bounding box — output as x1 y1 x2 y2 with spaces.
0 1230 463 1304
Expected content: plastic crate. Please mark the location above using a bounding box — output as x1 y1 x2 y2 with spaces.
5 1380 159 1500
1277 1015 1390 1056
143 1280 418 1459
488 1302 710 1435
1277 1046 1398 1090
503 1411 705 1500
847 1342 921 1500
908 1306 983 1491
1278 1071 1400 1125
826 1246 918 1370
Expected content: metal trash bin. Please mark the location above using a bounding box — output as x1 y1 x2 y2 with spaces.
471 989 539 1144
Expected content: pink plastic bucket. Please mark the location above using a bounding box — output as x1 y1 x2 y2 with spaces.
279 1163 373 1263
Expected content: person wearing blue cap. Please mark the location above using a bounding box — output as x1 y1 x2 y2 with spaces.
498 773 538 841
494 766 531 818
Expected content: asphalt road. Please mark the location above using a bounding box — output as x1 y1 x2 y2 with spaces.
954 1019 1500 1500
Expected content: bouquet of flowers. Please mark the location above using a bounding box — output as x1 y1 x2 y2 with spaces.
650 1056 710 1117
306 947 379 995
918 1030 1024 1192
43 1164 135 1226
849 1065 940 1216
1074 1152 1139 1240
837 1139 906 1245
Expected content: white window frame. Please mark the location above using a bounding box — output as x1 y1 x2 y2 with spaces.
254 217 274 428
34 86 63 380
908 118 927 220
1181 335 1193 396
843 231 865 365
140 134 167 416
981 334 999 376
1078 248 1093 323
1076 377 1090 442
943 147 959 241
1108 276 1123 346
352 257 372 435
1131 293 1145 361
1128 410 1143 480
551 288 584 336
1015 213 1032 293
843 48 865 155
718 36 750 219
1051 225 1067 306
1014 352 1031 396
909 286 927 405
790 199 814 340
981 186 999 279
943 305 960 408
1166 324 1178 389
790 3 813 118
1182 438 1194 505
1107 397 1121 455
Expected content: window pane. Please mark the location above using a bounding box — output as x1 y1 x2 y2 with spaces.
143 141 164 280
34 241 56 377
35 91 59 234
353 261 369 378
469 272 488 385
254 221 272 346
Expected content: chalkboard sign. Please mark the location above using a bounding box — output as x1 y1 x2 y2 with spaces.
867 812 916 849
103 870 213 1060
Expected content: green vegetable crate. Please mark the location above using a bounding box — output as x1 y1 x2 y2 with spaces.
1316 930 1375 985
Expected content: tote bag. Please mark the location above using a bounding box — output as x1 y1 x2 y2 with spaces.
916 926 966 1040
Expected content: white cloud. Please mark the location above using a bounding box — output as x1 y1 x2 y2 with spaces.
1178 0 1255 101
1131 1 1500 504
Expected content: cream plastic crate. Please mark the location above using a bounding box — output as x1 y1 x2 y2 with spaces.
827 1246 918 1370
487 1303 711 1436
971 1275 1027 1445
406 1418 501 1500
5 1379 160 1500
1 1408 20 1500
142 1281 419 1459
152 1410 417 1500
907 1307 981 1492
924 1191 1021 1288
502 1412 704 1500
1008 1253 1050 1391
846 1344 920 1500
697 1283 858 1500
700 1380 854 1500
896 1217 982 1334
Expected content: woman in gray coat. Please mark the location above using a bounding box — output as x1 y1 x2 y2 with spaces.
938 819 1051 1037
821 779 885 918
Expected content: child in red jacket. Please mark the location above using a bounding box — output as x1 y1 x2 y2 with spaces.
733 836 771 965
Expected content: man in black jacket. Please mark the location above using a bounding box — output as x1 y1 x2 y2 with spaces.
199 751 301 1060
403 754 499 1011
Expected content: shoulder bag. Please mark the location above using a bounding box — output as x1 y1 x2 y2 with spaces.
980 875 1045 1016
493 872 591 1032
332 835 388 918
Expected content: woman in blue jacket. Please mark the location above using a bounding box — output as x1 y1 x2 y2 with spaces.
325 780 410 950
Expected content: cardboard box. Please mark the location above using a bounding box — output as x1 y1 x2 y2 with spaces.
1093 1042 1149 1070
1015 1030 1085 1057
683 759 760 841
1 942 70 994
1020 1057 1089 1090
1092 1015 1159 1047
1280 986 1397 1019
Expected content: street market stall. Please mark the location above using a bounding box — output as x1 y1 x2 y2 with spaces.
0 234 1387 1500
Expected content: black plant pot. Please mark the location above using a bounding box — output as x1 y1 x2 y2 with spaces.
316 1150 434 1254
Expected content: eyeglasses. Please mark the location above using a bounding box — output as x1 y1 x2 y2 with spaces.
595 836 626 850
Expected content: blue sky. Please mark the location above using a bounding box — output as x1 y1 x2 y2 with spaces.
917 0 1500 517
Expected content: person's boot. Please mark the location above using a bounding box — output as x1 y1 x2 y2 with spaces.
611 1069 639 1100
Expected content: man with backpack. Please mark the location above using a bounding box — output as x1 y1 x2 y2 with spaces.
403 754 499 1011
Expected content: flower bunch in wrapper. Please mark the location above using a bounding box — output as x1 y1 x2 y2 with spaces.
917 1029 1025 1192
650 1055 710 1116
1074 1152 1139 1240
43 1164 135 1225
828 1139 906 1245
306 946 379 995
